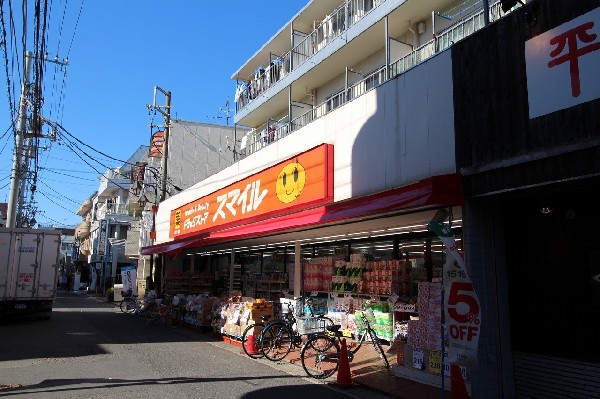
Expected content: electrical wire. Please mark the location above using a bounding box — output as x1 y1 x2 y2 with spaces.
39 166 97 181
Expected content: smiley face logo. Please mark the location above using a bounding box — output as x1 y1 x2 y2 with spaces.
276 162 306 203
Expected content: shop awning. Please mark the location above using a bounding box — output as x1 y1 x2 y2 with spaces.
140 173 462 255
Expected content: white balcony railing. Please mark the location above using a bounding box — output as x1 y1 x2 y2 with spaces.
238 1 514 159
95 202 129 220
234 0 388 112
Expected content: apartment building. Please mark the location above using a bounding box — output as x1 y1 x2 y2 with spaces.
143 0 600 397
74 121 244 294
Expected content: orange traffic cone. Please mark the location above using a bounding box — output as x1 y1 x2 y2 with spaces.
450 365 469 399
329 338 358 388
244 333 259 355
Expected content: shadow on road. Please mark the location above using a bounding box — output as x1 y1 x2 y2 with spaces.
0 374 297 397
0 292 218 362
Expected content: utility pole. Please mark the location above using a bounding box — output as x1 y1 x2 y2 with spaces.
7 51 33 228
146 87 171 296
147 86 171 202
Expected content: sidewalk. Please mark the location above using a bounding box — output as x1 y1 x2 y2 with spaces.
216 333 444 399
85 295 444 398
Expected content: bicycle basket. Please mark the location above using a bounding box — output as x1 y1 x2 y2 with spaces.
296 317 327 335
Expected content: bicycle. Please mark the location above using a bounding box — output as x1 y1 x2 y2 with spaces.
147 296 185 328
119 290 159 319
240 314 272 359
256 297 334 362
300 303 390 379
119 290 140 314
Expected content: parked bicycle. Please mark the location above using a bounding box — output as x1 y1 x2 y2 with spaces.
119 290 159 319
119 290 140 314
240 314 272 359
147 295 185 328
300 302 390 379
251 297 334 362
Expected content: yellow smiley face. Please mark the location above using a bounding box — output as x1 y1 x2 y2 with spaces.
276 162 306 203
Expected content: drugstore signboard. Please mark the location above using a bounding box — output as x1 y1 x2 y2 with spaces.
430 220 481 368
170 144 334 239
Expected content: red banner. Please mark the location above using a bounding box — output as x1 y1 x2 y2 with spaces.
149 131 164 158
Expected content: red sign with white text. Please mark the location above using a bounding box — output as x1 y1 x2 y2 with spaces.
170 144 334 239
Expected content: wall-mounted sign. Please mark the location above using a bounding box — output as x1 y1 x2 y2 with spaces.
526 7 600 118
149 131 165 158
170 144 334 239
97 220 108 256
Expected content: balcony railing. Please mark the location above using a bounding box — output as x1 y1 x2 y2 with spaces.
238 0 512 159
95 202 129 220
235 0 387 112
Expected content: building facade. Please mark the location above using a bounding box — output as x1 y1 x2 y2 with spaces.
142 0 600 397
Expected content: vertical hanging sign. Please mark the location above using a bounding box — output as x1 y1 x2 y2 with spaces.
429 220 481 368
98 220 108 257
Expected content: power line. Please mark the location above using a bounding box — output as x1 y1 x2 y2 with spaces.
39 166 97 180
38 189 77 215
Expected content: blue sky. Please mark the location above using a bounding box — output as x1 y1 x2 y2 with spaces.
0 0 307 227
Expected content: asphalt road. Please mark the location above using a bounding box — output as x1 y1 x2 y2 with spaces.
0 292 391 399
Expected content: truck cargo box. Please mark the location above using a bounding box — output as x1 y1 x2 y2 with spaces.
0 228 60 318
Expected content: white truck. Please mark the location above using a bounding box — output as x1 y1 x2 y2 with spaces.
0 228 61 319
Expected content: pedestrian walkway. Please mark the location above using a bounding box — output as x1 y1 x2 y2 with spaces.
216 333 445 399
85 295 447 399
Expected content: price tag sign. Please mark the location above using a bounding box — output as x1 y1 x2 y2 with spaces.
344 292 353 298
310 291 319 297
370 294 380 302
443 353 469 380
388 293 399 304
330 292 339 299
429 350 442 375
394 303 416 313
412 348 424 370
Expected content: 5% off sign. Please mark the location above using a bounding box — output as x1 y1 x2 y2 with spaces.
444 265 481 366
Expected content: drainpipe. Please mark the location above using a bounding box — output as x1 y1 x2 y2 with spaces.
483 0 490 25
385 16 389 80
432 11 436 52
345 66 349 101
288 85 292 132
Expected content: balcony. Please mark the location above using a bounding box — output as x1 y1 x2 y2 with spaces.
75 220 91 239
95 201 130 221
235 0 388 116
237 0 511 159
97 169 130 198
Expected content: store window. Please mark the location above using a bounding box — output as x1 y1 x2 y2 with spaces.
350 240 394 261
263 250 285 273
314 243 348 260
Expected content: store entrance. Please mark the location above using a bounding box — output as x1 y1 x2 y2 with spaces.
504 188 600 362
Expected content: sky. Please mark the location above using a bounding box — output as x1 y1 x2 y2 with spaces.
0 0 308 227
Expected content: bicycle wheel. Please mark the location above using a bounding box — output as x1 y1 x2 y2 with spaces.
120 298 137 314
367 327 390 368
143 302 160 320
241 323 265 359
300 335 340 379
164 307 179 328
261 322 293 361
